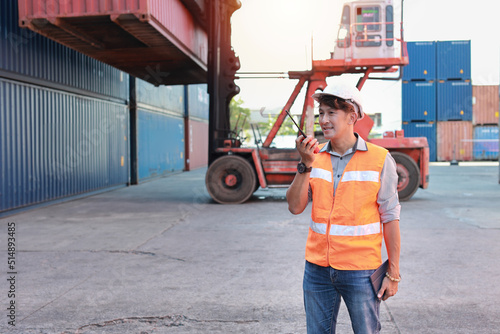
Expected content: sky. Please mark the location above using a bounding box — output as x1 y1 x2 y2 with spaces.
230 0 500 132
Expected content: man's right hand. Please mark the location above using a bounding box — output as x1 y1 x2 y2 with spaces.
296 135 319 165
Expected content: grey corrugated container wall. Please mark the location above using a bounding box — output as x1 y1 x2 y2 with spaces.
135 78 185 115
187 84 209 120
137 109 185 181
0 79 129 213
0 0 128 100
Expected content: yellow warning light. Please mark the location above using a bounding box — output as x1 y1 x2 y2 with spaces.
424 70 427 75
424 111 428 115
121 156 124 166
460 69 464 74
460 110 464 115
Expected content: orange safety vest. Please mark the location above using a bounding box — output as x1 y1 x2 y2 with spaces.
306 142 388 270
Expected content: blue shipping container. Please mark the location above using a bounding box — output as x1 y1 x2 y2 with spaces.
473 126 499 160
437 80 473 121
135 79 185 115
187 84 209 120
137 110 185 180
402 41 436 81
402 122 437 162
402 80 437 122
0 0 129 100
437 40 471 80
0 78 129 213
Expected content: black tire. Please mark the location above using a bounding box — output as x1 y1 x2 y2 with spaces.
391 152 420 201
205 155 257 204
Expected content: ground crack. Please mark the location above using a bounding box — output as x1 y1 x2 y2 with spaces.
62 315 259 334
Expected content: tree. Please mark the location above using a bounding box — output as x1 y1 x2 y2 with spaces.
230 98 316 146
229 97 251 143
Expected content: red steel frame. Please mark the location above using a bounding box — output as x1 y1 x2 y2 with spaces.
216 13 429 193
218 39 429 191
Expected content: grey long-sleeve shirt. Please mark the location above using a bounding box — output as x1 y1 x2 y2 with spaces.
309 134 401 224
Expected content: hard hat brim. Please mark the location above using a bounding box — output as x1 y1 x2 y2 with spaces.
312 92 364 120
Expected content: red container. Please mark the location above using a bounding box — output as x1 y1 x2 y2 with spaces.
18 0 208 86
437 121 473 161
185 118 209 171
472 85 499 125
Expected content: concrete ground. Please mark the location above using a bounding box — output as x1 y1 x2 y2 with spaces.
1 164 499 333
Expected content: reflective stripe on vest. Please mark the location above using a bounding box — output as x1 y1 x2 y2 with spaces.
310 168 332 182
309 169 379 184
341 170 380 182
310 218 381 236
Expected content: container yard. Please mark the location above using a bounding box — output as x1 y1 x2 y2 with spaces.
0 1 499 333
402 40 499 162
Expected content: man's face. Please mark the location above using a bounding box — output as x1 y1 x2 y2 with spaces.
318 103 355 141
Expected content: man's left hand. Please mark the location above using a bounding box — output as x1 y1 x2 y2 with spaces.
377 277 398 301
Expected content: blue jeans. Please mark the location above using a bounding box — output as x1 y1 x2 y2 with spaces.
303 261 381 334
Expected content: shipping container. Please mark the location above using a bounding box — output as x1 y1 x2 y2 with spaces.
436 40 471 80
473 126 499 160
135 78 185 115
402 122 437 161
137 110 185 180
472 85 500 125
1 0 129 100
17 0 208 86
402 41 436 81
437 80 472 121
402 80 437 122
0 78 129 213
437 121 473 161
187 84 209 120
185 118 209 170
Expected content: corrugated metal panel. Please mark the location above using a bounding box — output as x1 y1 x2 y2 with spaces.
137 110 184 180
17 0 208 86
437 121 473 161
0 78 129 213
473 85 499 125
185 118 209 170
436 40 471 80
148 0 208 63
136 79 184 114
402 122 437 162
437 80 472 121
187 84 209 120
473 126 499 160
402 41 436 81
1 0 129 100
402 80 436 122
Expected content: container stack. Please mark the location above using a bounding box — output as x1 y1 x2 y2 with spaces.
402 41 438 161
436 40 473 162
472 85 499 160
402 40 473 162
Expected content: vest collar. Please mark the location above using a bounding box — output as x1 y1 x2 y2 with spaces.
320 133 368 156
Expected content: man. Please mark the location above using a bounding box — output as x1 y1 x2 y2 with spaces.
286 83 401 334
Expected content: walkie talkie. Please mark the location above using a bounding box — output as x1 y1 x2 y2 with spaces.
284 109 319 154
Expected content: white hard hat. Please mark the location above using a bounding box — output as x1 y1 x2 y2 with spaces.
312 83 365 120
